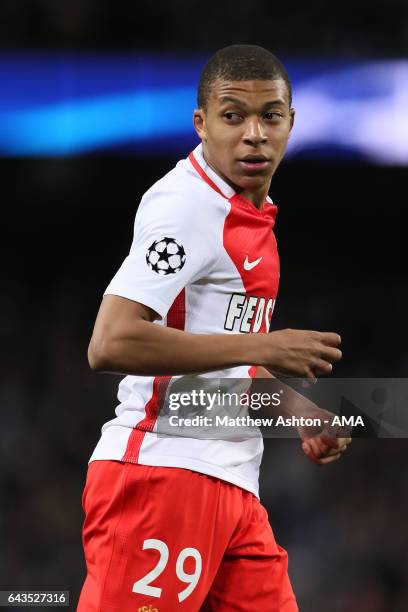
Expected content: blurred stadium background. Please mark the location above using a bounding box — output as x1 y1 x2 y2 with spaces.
1 1 408 610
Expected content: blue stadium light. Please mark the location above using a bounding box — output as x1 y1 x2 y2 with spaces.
0 54 407 163
0 87 196 155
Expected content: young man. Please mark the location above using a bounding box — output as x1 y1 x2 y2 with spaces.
78 45 348 611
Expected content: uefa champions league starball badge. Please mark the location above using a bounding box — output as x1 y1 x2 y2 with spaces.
146 237 187 275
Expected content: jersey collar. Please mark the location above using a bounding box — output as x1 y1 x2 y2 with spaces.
188 144 236 200
188 144 274 209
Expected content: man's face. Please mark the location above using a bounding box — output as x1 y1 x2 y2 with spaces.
194 78 294 198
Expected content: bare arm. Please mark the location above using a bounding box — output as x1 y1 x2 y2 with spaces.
88 295 342 378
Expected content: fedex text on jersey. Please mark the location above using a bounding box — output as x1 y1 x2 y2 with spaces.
224 294 276 333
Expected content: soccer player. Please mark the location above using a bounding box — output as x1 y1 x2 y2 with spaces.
78 45 349 611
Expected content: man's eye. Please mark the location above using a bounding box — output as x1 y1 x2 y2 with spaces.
224 112 241 121
264 112 283 121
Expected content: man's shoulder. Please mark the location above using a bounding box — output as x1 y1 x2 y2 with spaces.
142 155 223 211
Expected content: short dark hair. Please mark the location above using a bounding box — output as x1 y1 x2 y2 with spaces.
198 44 292 110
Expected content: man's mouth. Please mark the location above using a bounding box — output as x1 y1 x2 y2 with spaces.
238 155 270 171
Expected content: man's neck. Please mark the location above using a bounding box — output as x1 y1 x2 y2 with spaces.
201 148 270 210
237 187 269 210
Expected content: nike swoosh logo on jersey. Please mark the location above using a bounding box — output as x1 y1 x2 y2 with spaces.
243 256 263 271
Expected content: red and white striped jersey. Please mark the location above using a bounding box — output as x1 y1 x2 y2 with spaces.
90 144 280 497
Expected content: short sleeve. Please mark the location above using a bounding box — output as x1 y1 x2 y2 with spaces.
104 188 219 318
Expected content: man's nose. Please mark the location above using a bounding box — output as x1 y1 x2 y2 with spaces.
243 117 267 146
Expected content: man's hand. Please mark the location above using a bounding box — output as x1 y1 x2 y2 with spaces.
301 434 352 465
292 391 352 465
293 400 352 465
254 367 352 465
261 329 342 379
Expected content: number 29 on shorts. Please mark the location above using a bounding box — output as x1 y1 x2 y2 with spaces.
132 538 203 603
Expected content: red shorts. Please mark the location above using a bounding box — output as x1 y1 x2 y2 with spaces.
77 461 298 611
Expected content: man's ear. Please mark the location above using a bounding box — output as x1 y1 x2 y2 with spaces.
289 107 295 132
193 109 207 141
